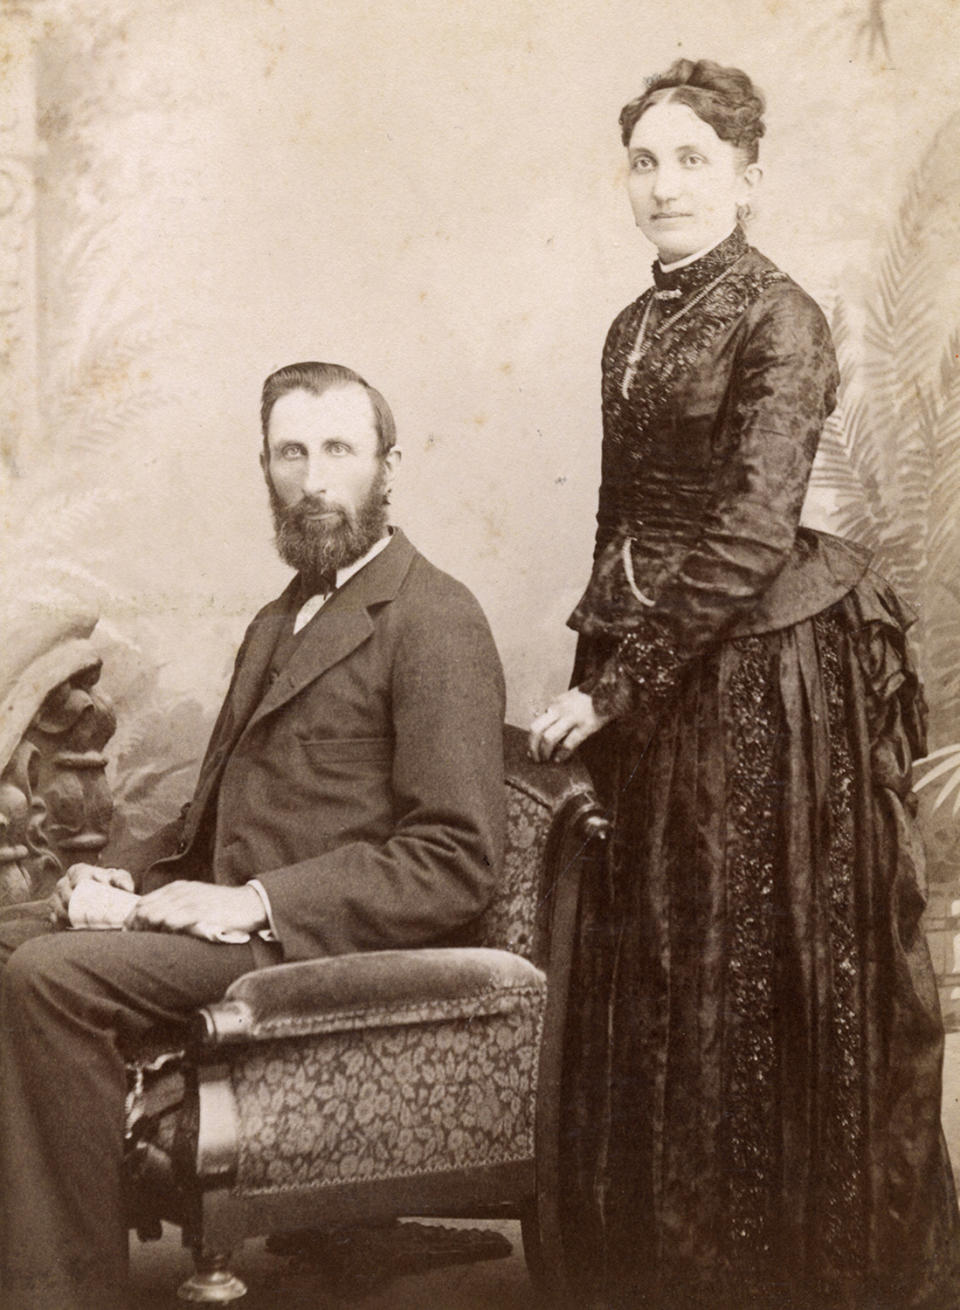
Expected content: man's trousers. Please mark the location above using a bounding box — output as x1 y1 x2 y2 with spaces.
0 920 257 1309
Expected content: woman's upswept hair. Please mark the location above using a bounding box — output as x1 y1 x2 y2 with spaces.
619 59 766 165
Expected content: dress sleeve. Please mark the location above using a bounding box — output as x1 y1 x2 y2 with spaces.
583 286 839 731
593 306 637 561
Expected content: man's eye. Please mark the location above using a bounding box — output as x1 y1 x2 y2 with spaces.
327 442 351 455
632 156 654 171
280 445 305 459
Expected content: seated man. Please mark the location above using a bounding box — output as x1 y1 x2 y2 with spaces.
0 361 506 1310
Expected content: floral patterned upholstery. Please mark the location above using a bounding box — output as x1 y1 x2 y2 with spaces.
232 1002 544 1193
470 779 554 962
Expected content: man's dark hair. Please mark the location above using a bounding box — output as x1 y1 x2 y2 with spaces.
260 361 397 458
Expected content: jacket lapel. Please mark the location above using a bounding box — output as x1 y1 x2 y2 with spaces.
217 583 297 744
179 581 295 844
242 529 416 735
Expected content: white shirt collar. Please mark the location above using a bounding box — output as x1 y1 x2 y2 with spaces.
293 530 393 634
332 529 392 591
658 226 737 273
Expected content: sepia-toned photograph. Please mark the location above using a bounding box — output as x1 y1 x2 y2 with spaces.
1 2 959 1306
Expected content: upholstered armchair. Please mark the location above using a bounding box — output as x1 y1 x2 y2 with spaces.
0 611 607 1303
122 724 608 1304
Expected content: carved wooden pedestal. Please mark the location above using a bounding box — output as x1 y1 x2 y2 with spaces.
0 657 115 907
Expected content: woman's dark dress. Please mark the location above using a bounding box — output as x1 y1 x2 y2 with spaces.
563 227 960 1309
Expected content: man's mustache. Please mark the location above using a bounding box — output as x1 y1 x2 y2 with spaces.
281 496 349 526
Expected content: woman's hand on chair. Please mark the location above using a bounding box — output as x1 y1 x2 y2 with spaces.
529 688 609 763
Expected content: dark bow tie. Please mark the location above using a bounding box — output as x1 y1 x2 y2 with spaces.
299 570 337 601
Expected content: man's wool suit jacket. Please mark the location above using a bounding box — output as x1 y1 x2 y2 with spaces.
141 530 506 962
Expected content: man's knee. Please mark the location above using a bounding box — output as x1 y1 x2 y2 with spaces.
0 914 57 973
0 930 92 1034
1 931 59 1010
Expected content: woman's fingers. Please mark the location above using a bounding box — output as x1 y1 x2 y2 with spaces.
530 688 608 763
528 708 557 761
553 722 587 762
529 708 577 761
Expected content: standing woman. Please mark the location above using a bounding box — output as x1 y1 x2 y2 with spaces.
530 59 960 1309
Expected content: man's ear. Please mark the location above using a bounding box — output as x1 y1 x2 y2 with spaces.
259 447 270 484
383 446 402 490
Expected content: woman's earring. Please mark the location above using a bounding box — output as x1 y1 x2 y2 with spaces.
736 201 753 224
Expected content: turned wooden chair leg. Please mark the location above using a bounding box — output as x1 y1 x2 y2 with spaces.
520 1197 545 1295
177 1248 247 1303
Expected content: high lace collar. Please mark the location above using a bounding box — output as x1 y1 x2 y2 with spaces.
651 226 748 298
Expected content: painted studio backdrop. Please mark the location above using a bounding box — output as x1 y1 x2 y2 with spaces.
2 2 960 1003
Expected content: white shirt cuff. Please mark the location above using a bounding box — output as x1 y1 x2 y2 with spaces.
247 879 279 943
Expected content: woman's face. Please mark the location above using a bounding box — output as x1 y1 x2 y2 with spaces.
626 98 760 263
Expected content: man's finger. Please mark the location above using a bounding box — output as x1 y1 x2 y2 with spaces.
48 891 69 923
98 867 136 892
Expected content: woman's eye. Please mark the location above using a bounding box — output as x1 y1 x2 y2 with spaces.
682 153 706 168
631 156 654 172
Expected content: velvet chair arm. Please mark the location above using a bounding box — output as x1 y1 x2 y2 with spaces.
194 946 545 1049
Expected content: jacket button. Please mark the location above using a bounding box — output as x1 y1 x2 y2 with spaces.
176 838 188 854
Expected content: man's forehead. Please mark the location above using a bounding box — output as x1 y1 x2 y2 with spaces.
267 384 377 442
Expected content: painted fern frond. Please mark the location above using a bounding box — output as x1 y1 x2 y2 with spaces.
923 337 960 587
863 114 960 404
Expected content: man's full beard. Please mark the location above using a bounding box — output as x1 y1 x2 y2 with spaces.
269 463 390 589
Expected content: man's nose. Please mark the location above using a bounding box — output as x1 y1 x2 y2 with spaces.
301 457 328 498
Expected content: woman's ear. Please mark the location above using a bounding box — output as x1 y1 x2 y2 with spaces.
742 163 763 197
736 164 763 223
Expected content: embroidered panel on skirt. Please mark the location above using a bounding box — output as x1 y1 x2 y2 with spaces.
816 613 867 1274
724 634 780 1269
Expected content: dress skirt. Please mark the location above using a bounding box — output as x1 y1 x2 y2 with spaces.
561 574 960 1310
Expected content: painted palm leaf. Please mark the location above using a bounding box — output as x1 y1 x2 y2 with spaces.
813 112 960 746
915 745 960 815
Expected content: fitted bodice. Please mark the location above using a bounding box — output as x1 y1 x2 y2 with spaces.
572 228 866 648
599 231 798 587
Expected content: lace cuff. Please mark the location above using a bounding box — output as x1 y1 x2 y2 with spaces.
582 625 688 726
580 659 638 721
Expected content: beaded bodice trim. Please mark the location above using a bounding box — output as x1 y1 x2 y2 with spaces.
652 226 748 296
620 254 748 398
599 229 786 550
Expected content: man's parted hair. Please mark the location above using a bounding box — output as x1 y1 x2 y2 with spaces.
260 361 397 458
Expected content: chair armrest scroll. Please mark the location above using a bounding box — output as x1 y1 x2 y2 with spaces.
195 946 545 1049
